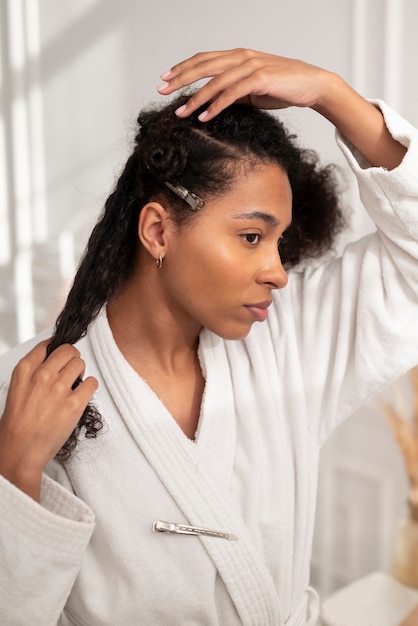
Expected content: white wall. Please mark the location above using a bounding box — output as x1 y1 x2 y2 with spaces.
1 0 417 597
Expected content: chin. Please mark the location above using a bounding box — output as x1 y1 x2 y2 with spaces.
211 324 253 341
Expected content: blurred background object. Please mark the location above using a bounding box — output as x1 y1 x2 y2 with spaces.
380 368 418 588
1 0 417 597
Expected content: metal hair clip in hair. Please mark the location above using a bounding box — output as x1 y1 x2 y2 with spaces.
164 181 205 211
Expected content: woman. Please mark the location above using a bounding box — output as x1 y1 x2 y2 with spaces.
0 49 417 625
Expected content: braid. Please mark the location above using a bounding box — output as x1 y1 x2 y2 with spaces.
50 151 142 459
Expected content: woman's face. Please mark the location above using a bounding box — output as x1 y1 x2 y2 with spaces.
162 163 292 340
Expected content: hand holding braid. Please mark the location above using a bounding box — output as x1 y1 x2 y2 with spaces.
0 341 97 500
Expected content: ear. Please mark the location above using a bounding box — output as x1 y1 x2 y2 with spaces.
138 202 170 260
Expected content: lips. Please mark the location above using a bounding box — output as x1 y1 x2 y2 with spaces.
244 301 272 322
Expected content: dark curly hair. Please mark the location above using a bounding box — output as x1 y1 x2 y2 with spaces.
49 92 346 460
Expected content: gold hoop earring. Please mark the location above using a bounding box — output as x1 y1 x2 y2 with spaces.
156 255 164 269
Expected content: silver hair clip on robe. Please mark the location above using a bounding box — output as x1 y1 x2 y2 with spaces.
164 181 205 211
153 519 237 541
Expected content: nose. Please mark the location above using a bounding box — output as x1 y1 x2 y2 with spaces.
257 251 288 290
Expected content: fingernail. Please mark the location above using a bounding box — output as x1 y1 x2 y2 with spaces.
157 82 169 92
198 110 209 122
175 104 187 116
160 70 172 80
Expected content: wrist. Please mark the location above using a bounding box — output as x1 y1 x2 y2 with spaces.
312 71 351 118
0 460 42 501
0 436 43 501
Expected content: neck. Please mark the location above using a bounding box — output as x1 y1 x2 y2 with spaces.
106 265 202 376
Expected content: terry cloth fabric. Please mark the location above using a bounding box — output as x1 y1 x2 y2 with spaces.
0 100 417 625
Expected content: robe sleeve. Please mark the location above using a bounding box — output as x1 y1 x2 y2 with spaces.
0 379 96 626
289 100 418 443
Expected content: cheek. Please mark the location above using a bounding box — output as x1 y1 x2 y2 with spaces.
188 243 247 293
166 240 245 302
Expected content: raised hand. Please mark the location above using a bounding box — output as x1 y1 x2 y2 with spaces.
157 48 331 121
0 340 98 501
158 47 406 170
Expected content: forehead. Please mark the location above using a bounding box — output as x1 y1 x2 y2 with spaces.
203 163 292 225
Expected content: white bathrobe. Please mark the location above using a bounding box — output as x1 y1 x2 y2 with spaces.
0 102 418 626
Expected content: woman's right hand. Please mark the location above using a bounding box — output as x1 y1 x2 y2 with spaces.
0 340 98 501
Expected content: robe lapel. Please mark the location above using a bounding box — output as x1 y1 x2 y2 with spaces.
90 309 282 625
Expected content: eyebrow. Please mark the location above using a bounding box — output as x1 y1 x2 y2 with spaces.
231 211 280 228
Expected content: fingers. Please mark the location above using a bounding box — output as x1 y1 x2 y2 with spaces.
18 339 50 368
157 49 286 120
73 376 99 407
157 49 262 116
16 340 79 375
38 346 97 407
177 66 273 122
160 49 237 85
53 353 86 390
44 343 81 372
158 48 326 120
174 63 259 120
12 341 95 403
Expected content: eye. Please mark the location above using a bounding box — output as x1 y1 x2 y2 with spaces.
242 233 260 245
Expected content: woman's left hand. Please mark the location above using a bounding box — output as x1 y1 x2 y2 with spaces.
158 48 406 170
157 48 332 121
